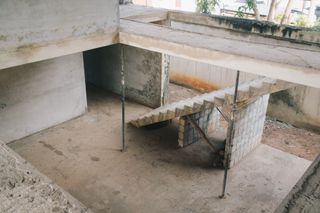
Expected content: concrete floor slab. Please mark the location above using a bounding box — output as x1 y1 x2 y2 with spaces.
8 85 311 213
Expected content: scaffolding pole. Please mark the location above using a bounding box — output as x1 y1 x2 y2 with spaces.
220 70 240 199
120 45 127 152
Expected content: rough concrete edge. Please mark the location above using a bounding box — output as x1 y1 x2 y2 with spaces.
0 141 94 212
275 154 320 213
168 11 320 46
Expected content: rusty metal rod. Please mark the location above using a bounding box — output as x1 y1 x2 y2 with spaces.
220 70 240 199
121 45 127 152
185 115 217 153
215 107 231 123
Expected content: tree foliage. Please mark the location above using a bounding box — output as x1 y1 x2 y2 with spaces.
236 0 258 18
196 0 219 15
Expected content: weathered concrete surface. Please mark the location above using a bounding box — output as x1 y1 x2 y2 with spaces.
0 53 87 143
120 4 167 22
8 86 311 213
84 44 169 108
229 95 270 167
120 6 320 88
275 155 320 213
0 0 119 70
168 11 320 45
268 86 320 131
0 142 92 213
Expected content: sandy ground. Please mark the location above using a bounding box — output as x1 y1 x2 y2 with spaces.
7 84 313 213
262 119 320 161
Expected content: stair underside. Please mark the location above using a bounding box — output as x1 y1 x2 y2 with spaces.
130 77 295 128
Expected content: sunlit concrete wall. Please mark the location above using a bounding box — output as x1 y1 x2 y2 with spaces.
0 54 87 143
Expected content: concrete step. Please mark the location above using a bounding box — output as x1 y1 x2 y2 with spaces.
130 78 294 127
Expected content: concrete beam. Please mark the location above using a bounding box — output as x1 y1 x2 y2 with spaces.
120 5 168 22
0 32 118 71
168 11 320 45
120 19 320 88
0 0 119 70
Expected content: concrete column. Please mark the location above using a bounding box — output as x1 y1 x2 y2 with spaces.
228 94 270 167
178 95 270 168
84 44 169 108
0 53 87 143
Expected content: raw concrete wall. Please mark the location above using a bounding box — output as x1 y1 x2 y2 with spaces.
0 0 118 52
170 56 257 90
0 0 119 70
84 44 169 108
268 86 320 131
0 53 87 143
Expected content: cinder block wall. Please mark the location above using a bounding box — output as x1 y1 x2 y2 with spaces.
0 54 87 143
228 95 270 167
84 44 169 108
178 95 270 168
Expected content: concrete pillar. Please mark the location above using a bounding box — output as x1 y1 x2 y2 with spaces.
178 94 270 168
84 44 169 108
228 94 270 167
0 53 87 143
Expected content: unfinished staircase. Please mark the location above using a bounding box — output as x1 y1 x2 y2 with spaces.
130 77 294 128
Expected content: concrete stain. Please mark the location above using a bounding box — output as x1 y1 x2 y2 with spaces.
90 156 100 162
170 73 219 92
269 90 301 113
0 35 8 41
38 141 65 157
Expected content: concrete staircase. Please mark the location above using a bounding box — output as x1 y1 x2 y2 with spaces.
130 78 294 128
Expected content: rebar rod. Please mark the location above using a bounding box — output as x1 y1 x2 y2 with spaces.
120 45 127 152
220 70 240 198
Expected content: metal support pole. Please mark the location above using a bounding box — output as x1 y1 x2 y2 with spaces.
220 70 240 199
215 107 231 123
120 45 127 152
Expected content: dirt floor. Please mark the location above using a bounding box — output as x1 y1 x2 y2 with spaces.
262 118 320 161
7 84 316 213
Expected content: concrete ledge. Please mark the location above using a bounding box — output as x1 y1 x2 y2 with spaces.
275 154 320 213
0 143 92 212
120 19 320 88
0 31 118 70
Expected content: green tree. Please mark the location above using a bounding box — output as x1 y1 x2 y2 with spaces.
236 0 260 20
196 0 219 15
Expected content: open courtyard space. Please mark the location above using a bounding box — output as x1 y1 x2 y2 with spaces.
1 1 320 212
8 85 313 213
